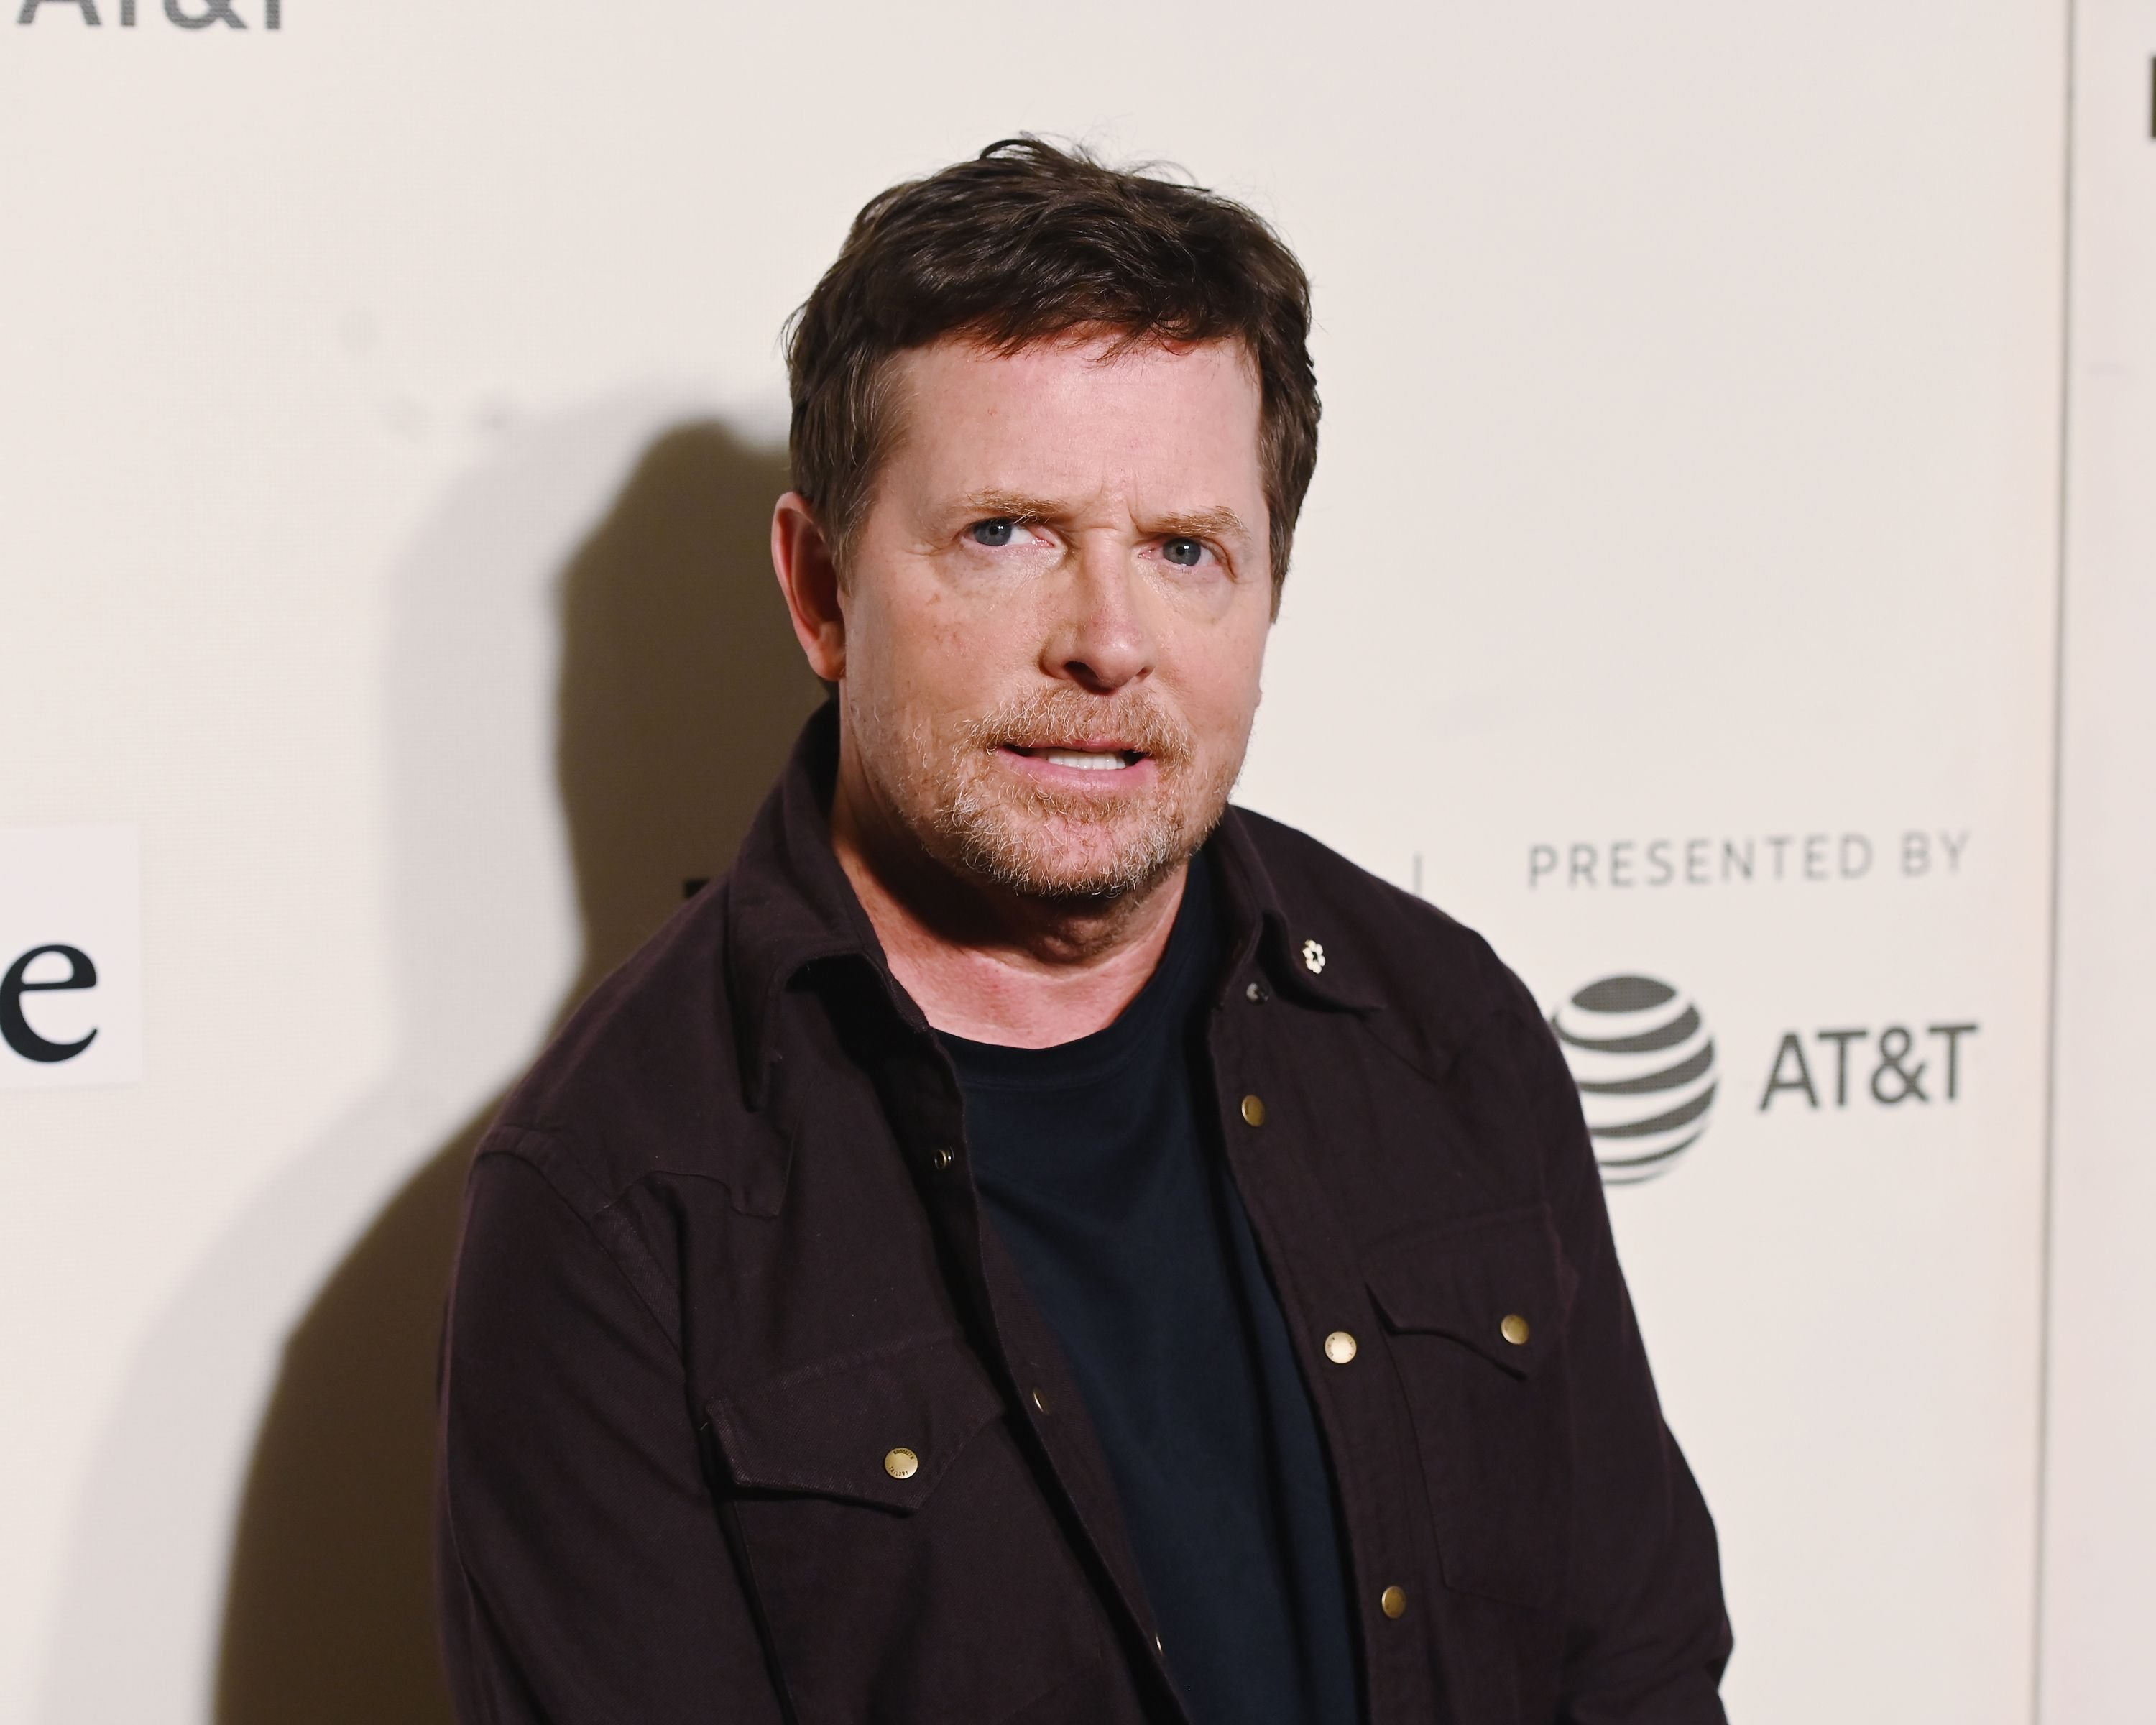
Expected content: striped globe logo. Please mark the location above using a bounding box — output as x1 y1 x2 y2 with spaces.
1551 975 1718 1186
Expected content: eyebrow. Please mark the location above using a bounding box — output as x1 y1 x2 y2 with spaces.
957 492 1253 545
1148 505 1251 545
958 490 1066 525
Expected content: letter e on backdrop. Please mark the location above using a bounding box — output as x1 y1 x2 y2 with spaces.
0 825 142 1087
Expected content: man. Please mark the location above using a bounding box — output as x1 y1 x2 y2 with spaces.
436 139 1731 1725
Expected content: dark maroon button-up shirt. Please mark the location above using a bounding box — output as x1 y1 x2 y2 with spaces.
435 704 1732 1725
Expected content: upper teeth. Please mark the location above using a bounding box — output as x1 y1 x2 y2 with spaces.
1045 750 1125 771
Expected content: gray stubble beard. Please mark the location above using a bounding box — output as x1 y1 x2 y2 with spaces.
934 767 1226 902
885 689 1243 904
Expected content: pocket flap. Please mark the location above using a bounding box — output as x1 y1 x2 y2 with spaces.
1363 1205 1572 1379
706 1330 1005 1512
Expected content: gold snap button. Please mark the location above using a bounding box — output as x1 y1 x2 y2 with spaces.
1323 1330 1358 1365
883 1446 919 1480
1380 1584 1407 1619
930 1146 954 1172
1500 1313 1531 1347
1030 1386 1050 1415
1240 1094 1266 1127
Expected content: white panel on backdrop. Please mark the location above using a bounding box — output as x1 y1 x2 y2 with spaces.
0 3 2070 1722
0 827 142 1087
2040 5 2156 1721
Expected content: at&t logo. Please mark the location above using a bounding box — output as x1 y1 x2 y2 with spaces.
1550 975 1719 1187
16 0 282 27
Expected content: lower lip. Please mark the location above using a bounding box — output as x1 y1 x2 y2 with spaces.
997 746 1158 788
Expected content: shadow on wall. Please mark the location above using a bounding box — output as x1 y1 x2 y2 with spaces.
211 421 821 1723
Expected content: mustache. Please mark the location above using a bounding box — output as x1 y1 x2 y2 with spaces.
959 689 1194 766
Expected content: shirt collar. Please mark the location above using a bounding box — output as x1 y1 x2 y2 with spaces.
1201 799 1388 1016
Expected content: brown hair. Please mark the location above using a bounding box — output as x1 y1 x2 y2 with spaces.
784 137 1320 597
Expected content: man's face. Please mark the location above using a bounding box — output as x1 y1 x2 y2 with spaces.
829 332 1276 901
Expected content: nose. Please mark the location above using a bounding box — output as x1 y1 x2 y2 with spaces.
1043 537 1153 693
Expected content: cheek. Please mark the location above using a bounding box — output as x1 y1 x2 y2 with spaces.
1167 648 1266 763
851 581 969 706
1171 604 1268 711
885 579 1049 707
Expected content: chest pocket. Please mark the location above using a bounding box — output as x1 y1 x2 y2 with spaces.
1363 1204 1577 1609
706 1330 1105 1725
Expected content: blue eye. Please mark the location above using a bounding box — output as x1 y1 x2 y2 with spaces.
1163 537 1204 567
970 520 1018 547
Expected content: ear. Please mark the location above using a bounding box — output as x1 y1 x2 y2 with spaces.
770 492 847 681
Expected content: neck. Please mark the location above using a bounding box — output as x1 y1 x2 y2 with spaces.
828 764 1188 1051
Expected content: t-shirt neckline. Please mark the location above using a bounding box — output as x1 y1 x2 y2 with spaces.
938 852 1216 1093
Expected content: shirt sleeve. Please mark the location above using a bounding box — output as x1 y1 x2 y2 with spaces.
1508 995 1736 1724
436 1143 786 1724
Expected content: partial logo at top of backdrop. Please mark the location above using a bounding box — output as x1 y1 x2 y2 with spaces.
0 826 143 1090
15 0 281 28
1551 975 1718 1186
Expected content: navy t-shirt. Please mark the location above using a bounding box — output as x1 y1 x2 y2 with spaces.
941 853 1360 1725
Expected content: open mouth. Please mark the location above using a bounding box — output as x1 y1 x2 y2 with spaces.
1001 745 1147 773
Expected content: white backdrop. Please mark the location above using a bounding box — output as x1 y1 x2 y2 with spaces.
2040 2 2156 1720
0 2 2122 1721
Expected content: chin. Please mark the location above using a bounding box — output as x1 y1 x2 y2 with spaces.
939 803 1213 903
